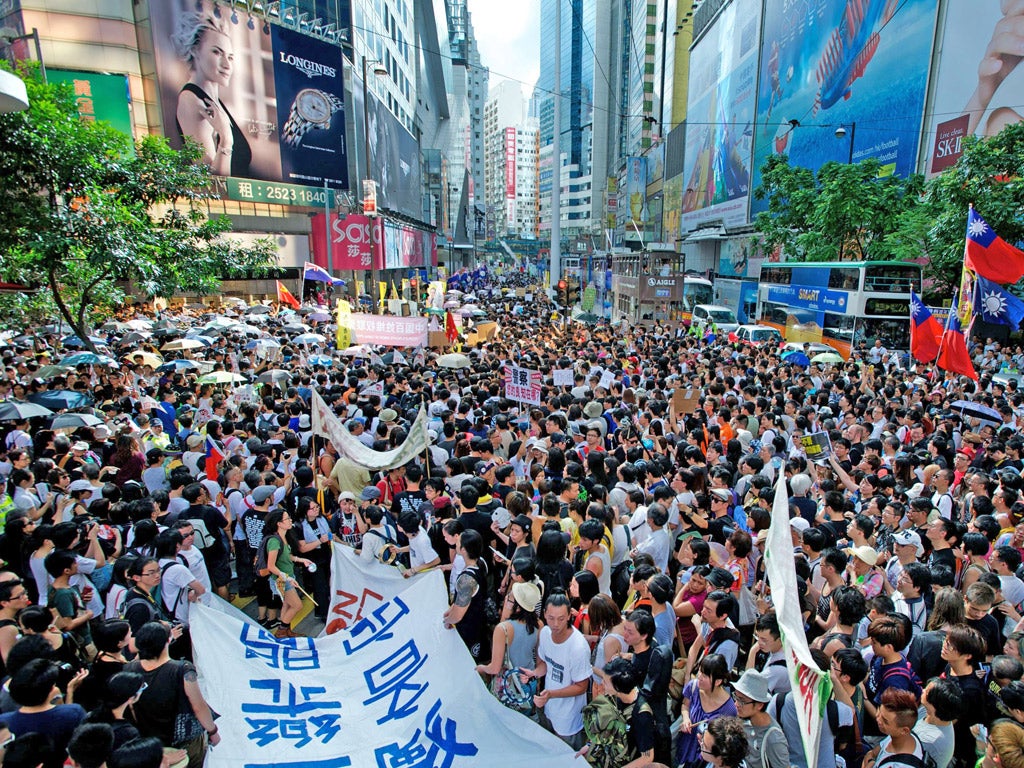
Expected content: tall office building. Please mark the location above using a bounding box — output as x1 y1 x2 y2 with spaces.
534 0 621 240
484 81 539 239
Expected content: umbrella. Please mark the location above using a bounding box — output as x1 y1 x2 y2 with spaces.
60 352 116 367
246 339 281 353
572 312 601 324
423 307 446 316
443 301 461 309
50 413 104 430
101 321 131 333
781 351 810 368
197 371 247 385
0 401 54 420
122 351 163 368
157 359 201 373
62 334 108 349
436 353 471 369
245 304 273 315
811 352 845 364
293 333 327 345
153 319 177 330
35 365 75 380
341 345 372 358
119 332 152 345
233 324 264 337
307 354 334 367
445 289 464 297
151 328 184 339
950 400 1002 423
125 319 153 331
205 316 237 330
257 369 291 385
281 323 312 334
28 390 95 410
456 306 478 317
307 312 332 323
161 339 205 351
245 313 268 324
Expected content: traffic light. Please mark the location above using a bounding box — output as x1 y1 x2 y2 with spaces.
566 279 580 307
409 277 419 301
557 279 568 305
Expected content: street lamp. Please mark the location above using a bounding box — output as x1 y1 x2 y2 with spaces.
835 123 856 164
362 56 387 313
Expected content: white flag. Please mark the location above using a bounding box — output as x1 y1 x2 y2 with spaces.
764 473 832 768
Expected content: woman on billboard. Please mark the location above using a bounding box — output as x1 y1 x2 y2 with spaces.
171 12 252 177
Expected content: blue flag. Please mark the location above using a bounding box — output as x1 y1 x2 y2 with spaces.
973 274 1024 328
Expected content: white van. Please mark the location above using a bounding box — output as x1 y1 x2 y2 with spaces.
692 304 739 333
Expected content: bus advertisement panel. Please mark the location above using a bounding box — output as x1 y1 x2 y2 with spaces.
750 0 938 216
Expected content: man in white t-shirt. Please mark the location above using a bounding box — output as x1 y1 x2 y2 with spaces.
397 511 440 577
155 529 205 627
171 520 213 605
520 593 591 749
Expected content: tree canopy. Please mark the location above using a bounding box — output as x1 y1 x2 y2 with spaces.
0 66 276 347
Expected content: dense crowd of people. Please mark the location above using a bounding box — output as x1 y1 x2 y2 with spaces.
0 270 1022 768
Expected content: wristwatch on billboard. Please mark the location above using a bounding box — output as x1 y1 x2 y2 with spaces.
282 88 343 147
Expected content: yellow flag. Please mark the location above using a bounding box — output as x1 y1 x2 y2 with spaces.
390 280 400 300
401 278 410 298
335 298 351 349
378 281 387 311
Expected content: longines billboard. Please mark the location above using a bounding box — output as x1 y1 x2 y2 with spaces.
148 0 348 189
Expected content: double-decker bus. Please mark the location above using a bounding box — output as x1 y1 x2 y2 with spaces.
755 261 922 357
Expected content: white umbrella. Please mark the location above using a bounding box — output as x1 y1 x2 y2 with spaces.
294 333 326 345
282 323 312 334
125 319 153 331
233 324 264 337
443 301 460 309
161 338 204 351
437 353 471 369
341 345 372 358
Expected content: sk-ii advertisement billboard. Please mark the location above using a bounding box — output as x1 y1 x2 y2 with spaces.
749 0 939 216
148 0 347 190
923 2 1024 175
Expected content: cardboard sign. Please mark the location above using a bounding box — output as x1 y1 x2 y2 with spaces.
671 387 699 417
800 432 832 461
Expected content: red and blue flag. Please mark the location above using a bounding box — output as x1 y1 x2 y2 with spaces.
205 436 225 481
964 207 1024 284
936 290 978 381
909 289 942 363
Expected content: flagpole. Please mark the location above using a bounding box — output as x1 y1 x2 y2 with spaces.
934 290 957 378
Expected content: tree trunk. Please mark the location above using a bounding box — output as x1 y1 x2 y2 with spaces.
47 267 96 354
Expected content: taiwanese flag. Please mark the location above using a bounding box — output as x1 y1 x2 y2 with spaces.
205 436 225 481
909 289 942 362
964 207 1024 284
936 291 978 380
276 280 301 310
445 310 459 344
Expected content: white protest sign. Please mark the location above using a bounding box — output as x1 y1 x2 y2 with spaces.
552 368 574 387
598 370 616 391
503 364 542 406
191 573 577 768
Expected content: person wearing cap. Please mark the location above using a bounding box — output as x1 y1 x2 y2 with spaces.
846 545 884 598
332 492 362 548
732 669 788 768
885 530 924 593
238 486 276 616
474 579 542 695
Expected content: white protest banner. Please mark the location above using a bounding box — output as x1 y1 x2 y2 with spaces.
348 313 429 347
503 364 542 406
764 473 831 768
310 391 428 471
552 368 574 387
324 544 427 635
191 573 577 768
598 370 616 392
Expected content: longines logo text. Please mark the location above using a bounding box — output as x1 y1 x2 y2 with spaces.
279 53 336 79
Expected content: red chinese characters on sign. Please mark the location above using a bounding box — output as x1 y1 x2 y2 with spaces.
310 213 384 271
326 587 386 635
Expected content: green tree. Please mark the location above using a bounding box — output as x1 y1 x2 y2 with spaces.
0 66 275 350
889 121 1024 297
753 154 924 263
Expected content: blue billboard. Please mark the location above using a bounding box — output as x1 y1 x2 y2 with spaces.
767 285 849 313
750 0 939 215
